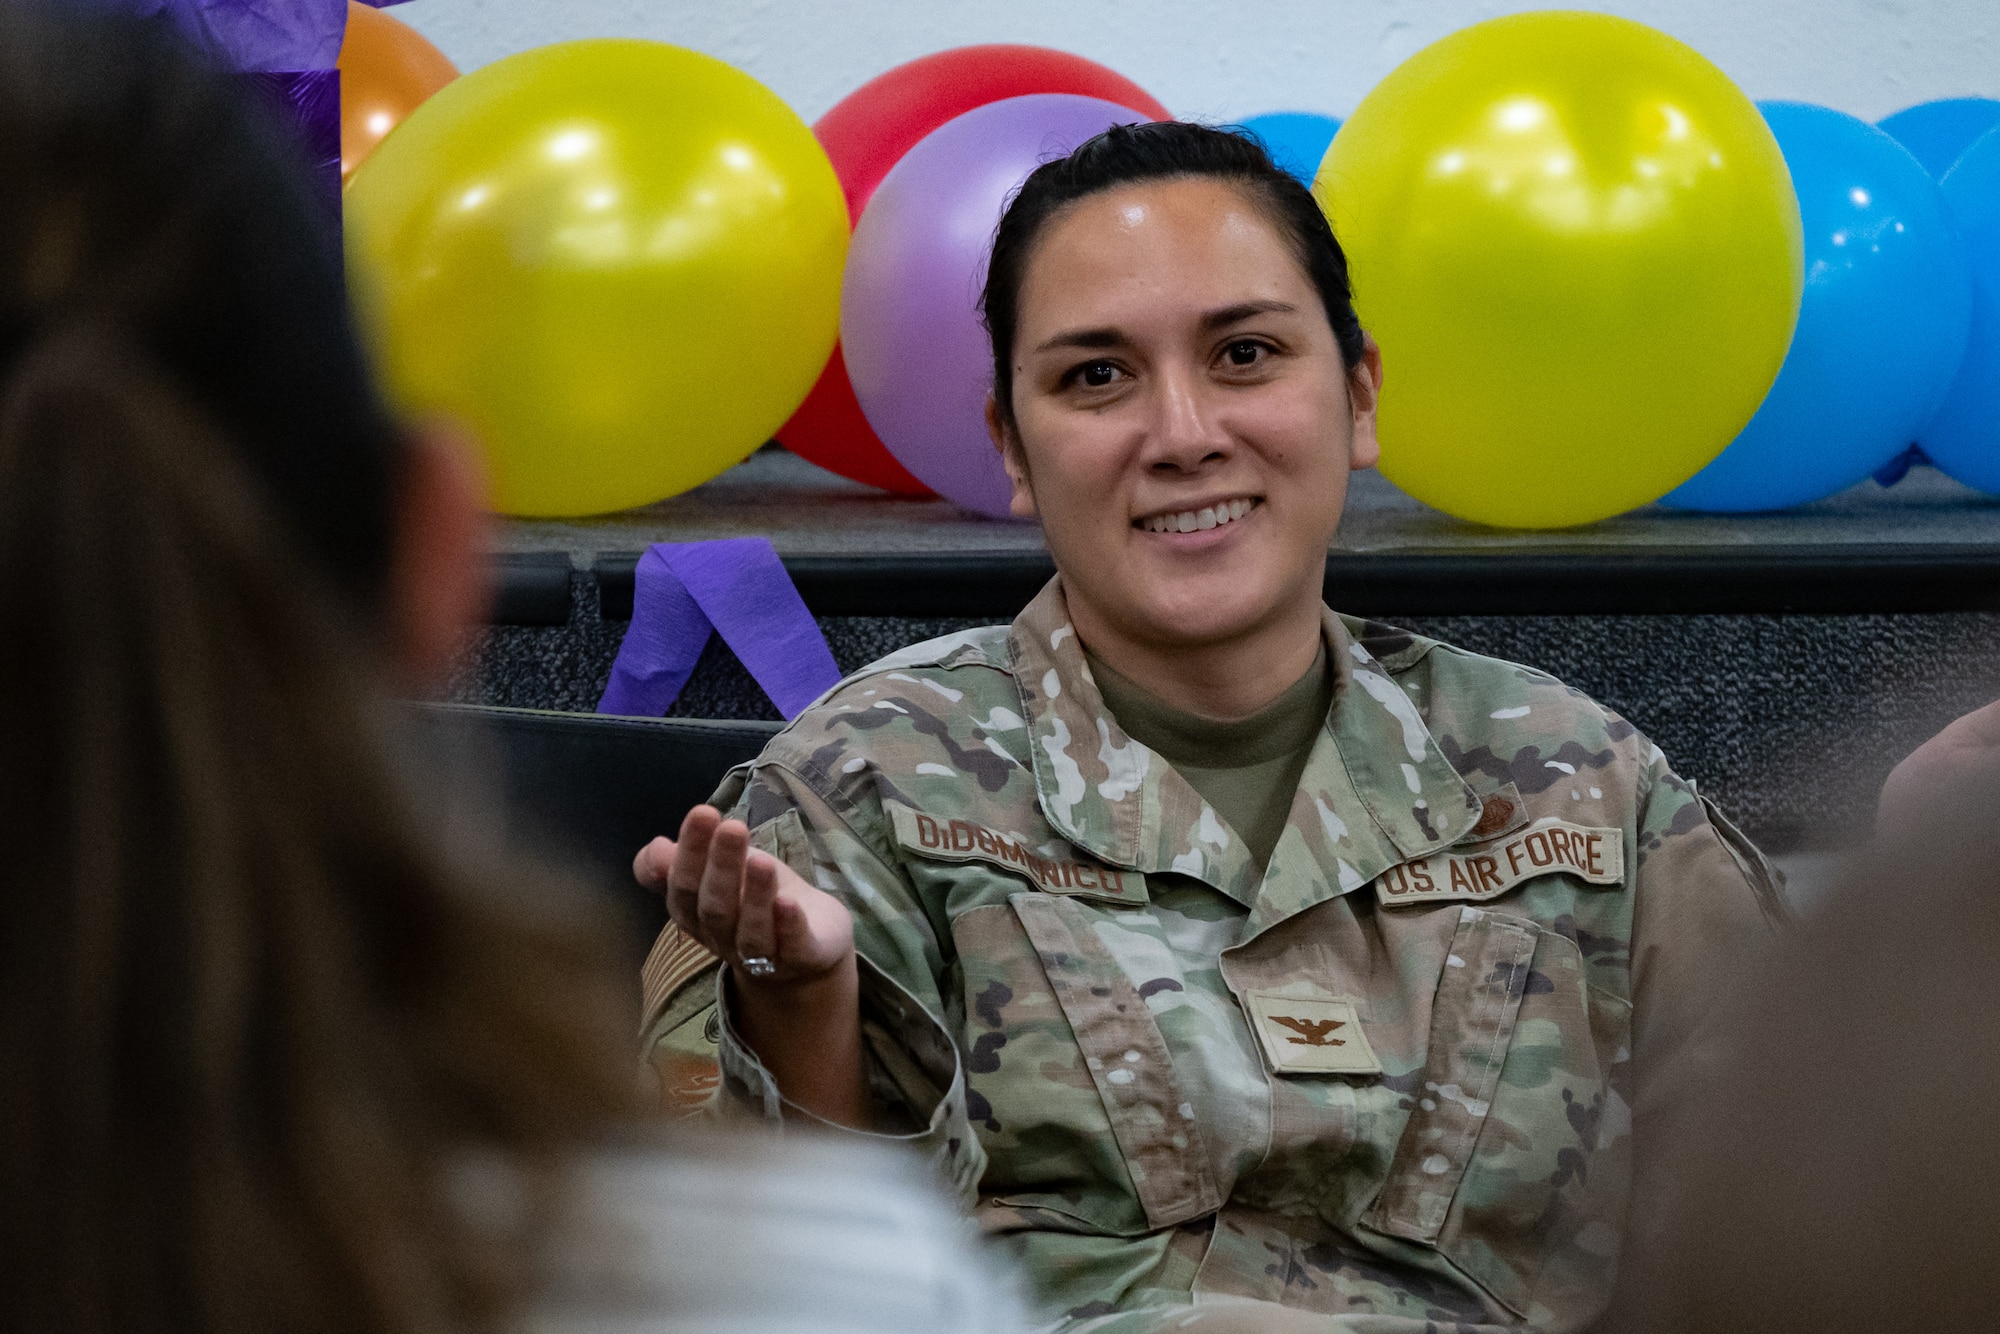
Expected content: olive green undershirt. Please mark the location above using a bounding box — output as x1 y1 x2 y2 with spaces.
1086 644 1335 871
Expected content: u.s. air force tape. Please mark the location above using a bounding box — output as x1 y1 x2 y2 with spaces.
1373 820 1623 907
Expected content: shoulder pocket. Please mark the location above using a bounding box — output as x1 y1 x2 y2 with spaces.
749 807 815 881
639 923 721 1117
640 921 718 1035
643 985 722 1117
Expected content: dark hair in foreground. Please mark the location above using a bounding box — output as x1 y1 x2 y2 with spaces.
0 5 630 1332
982 119 1369 431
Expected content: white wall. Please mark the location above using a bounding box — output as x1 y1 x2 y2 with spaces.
393 0 1997 127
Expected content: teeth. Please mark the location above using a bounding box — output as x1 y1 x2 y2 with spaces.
1139 498 1257 534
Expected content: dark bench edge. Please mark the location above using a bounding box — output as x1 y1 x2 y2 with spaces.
489 551 574 626
568 547 2000 620
418 700 786 740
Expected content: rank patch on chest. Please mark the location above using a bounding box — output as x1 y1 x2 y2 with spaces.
888 805 1146 905
1373 819 1623 907
1242 990 1383 1076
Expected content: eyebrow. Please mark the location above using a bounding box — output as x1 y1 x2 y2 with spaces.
1199 300 1298 330
1031 300 1301 355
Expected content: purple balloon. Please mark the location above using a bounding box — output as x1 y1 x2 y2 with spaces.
841 94 1150 518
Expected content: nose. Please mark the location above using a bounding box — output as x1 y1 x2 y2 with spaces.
1142 362 1232 474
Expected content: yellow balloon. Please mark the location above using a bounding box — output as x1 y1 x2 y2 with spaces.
1317 13 1802 528
345 40 847 516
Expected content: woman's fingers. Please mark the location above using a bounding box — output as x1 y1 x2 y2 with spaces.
663 806 721 940
633 835 675 890
650 805 857 984
694 817 751 951
735 850 780 971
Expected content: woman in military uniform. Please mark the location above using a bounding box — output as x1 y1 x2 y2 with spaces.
636 122 1783 1332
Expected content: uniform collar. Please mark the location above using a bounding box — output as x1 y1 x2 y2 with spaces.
1009 578 1480 917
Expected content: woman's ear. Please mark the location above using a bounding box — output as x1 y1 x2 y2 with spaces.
987 394 1039 519
390 419 492 690
1346 334 1383 472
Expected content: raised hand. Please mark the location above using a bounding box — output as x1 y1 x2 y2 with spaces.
634 805 855 987
634 806 869 1127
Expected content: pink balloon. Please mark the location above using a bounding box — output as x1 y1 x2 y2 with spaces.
841 94 1153 518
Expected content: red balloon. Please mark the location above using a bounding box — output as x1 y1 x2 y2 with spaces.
817 45 1173 225
779 344 933 493
775 45 1170 493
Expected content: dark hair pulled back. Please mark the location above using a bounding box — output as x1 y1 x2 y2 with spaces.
982 119 1369 432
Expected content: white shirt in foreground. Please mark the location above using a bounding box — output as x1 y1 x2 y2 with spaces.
523 1133 1029 1334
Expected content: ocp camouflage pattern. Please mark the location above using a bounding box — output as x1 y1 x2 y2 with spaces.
641 578 1784 1332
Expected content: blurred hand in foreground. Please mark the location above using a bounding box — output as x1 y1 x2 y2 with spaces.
1878 698 2000 839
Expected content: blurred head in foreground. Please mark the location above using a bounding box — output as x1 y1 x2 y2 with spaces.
1604 763 2000 1332
0 4 631 1331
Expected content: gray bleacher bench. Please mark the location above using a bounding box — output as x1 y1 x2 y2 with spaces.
411 703 780 955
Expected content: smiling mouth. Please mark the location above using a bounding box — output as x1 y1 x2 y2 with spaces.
1136 497 1261 534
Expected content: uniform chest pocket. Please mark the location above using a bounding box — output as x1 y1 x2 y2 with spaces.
958 892 1223 1237
1361 905 1628 1317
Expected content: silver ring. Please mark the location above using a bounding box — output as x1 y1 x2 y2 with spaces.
741 955 776 979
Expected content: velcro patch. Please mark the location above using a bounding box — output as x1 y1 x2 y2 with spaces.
1243 991 1382 1076
888 805 1146 905
1374 820 1622 908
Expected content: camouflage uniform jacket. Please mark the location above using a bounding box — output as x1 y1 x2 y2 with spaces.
639 578 1784 1332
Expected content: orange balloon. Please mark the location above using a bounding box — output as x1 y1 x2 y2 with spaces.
337 2 458 185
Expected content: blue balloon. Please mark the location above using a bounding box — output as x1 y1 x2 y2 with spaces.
1878 97 2000 179
1664 103 1972 512
1920 126 2000 494
1237 111 1341 187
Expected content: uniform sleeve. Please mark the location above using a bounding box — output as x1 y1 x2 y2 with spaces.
1620 750 1787 1253
1627 758 1787 1092
707 760 987 1207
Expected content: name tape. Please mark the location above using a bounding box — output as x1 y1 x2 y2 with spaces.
889 806 1146 904
1374 820 1623 907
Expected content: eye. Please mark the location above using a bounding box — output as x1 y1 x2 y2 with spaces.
1223 339 1266 367
1069 360 1124 389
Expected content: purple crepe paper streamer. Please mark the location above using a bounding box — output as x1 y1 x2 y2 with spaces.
599 539 843 722
120 0 409 68
127 0 347 70
110 1 351 219
598 549 709 718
